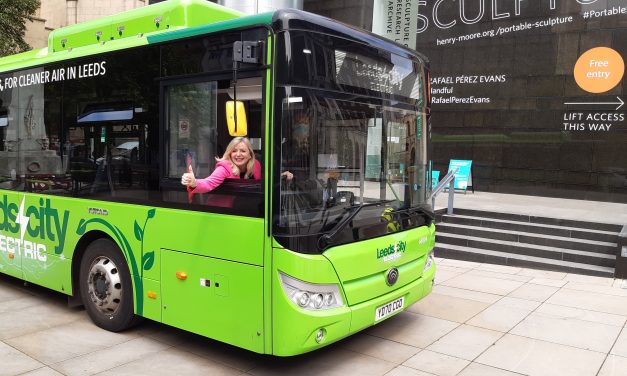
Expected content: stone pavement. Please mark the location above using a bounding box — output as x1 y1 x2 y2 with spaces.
1 258 627 376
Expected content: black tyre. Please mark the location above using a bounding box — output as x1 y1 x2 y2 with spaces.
79 238 139 332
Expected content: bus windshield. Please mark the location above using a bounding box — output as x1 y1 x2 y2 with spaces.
274 31 431 253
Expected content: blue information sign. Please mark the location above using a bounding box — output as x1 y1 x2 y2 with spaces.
447 160 472 191
431 170 440 190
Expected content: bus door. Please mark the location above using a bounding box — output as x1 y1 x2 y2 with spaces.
158 73 266 353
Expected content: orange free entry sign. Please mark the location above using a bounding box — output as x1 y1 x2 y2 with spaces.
574 47 624 94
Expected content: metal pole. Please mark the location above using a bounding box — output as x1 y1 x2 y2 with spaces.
447 176 455 215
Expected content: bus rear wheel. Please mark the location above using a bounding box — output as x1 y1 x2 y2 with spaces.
79 238 139 332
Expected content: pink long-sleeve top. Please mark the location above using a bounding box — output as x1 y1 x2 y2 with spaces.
188 159 262 194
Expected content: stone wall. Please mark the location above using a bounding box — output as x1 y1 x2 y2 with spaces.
24 17 49 50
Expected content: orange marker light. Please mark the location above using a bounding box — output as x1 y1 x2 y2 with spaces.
147 291 157 299
176 271 188 280
8 253 14 260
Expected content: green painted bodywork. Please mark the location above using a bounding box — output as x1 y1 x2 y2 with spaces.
162 249 264 352
0 0 271 75
271 226 436 356
0 0 436 356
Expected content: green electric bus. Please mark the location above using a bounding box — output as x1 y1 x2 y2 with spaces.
0 0 435 356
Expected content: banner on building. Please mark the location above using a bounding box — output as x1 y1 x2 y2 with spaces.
372 0 419 49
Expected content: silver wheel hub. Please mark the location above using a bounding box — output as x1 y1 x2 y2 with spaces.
87 256 123 315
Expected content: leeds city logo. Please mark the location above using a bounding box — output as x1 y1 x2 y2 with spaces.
0 195 70 263
376 240 407 263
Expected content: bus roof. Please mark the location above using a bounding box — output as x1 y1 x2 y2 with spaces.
0 0 270 74
0 0 427 75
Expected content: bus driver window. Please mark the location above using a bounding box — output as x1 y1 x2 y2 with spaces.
164 77 264 216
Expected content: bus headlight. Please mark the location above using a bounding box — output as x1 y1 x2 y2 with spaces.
423 251 435 271
296 292 310 307
279 272 344 310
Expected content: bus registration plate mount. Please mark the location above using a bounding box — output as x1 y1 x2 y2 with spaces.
375 296 405 322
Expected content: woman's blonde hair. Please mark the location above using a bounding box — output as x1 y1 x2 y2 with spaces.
216 137 256 177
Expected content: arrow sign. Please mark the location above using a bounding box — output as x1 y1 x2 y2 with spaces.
564 97 624 111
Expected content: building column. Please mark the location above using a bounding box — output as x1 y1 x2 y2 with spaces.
66 0 78 26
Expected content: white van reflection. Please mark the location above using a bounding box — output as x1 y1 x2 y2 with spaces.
95 141 138 166
112 141 139 161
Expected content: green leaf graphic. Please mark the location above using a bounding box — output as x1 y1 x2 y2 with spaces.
76 219 87 235
147 208 156 219
142 251 155 271
134 220 143 242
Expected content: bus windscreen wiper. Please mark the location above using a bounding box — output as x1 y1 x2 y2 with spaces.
318 200 394 250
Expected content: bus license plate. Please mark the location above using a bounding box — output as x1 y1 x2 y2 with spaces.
375 297 405 321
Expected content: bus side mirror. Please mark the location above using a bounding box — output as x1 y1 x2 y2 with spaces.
226 100 247 136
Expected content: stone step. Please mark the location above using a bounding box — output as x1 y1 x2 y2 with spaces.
450 208 623 232
435 243 615 278
437 232 616 268
436 222 617 255
439 214 619 243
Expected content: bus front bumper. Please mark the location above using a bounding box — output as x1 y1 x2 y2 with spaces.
272 264 436 356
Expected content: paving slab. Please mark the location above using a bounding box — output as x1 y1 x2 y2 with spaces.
248 347 397 376
457 363 524 376
476 334 607 376
535 303 626 327
426 324 503 361
366 311 459 349
510 311 622 353
546 288 627 316
6 320 140 365
441 274 525 296
610 327 627 358
507 283 560 302
338 334 420 364
97 348 245 376
598 354 627 376
474 264 523 275
466 270 532 283
526 277 568 287
432 285 502 304
466 303 534 333
50 337 170 376
408 293 490 323
0 341 43 376
0 303 83 340
403 350 469 376
384 365 437 376
19 367 64 376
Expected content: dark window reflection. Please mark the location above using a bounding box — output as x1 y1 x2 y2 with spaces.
61 47 160 201
0 74 21 190
0 27 268 217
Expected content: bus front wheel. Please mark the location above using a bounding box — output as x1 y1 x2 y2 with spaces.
79 238 139 332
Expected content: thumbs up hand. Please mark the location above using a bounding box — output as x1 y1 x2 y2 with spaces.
181 165 197 188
